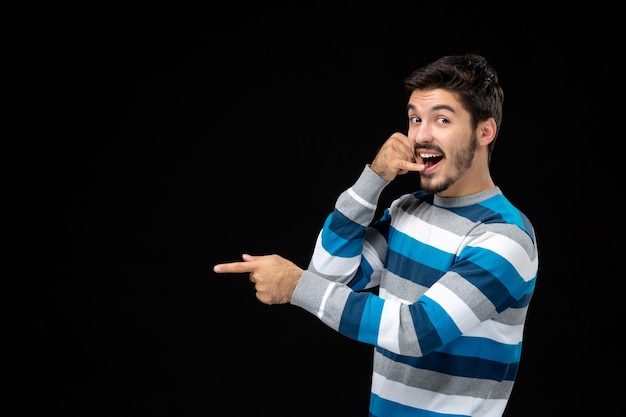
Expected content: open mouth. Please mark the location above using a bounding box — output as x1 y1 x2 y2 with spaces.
419 152 443 168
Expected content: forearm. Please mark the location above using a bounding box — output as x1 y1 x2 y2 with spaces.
307 164 389 280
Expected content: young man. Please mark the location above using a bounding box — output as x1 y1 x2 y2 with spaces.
213 53 539 417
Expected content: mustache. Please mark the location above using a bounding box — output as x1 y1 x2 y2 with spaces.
414 143 443 153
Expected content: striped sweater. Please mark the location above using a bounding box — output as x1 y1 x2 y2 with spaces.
291 165 539 417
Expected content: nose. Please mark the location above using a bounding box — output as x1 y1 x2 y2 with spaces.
411 121 433 145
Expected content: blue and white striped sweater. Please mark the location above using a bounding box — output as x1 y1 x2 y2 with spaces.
291 165 538 417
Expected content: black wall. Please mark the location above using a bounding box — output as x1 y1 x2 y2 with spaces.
7 3 617 416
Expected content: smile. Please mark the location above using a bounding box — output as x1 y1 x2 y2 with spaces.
419 152 443 168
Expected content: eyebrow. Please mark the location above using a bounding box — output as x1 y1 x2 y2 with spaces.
407 103 456 113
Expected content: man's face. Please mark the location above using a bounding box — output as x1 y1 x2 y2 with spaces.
407 88 479 196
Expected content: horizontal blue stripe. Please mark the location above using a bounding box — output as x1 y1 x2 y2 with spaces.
409 302 443 353
358 294 385 344
440 335 523 364
386 249 445 286
479 194 526 231
321 212 365 258
378 348 518 382
460 246 533 300
369 392 455 417
349 256 374 291
328 209 367 240
453 258 512 307
413 295 461 346
339 292 369 340
446 200 502 223
457 195 536 246
510 290 533 308
388 228 453 272
371 209 392 240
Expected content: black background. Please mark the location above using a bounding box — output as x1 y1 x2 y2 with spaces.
6 3 618 416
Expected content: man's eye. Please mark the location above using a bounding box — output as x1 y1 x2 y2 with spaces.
437 117 450 124
410 116 420 124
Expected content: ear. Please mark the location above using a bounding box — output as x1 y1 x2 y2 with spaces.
477 117 497 146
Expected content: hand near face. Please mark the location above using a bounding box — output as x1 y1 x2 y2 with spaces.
370 132 425 182
213 254 303 305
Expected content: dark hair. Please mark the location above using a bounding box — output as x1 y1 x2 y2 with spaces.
404 54 504 159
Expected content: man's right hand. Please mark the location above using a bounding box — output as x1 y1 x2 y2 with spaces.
369 132 425 181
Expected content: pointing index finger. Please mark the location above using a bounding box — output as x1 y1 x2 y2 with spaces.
213 254 255 274
213 261 253 274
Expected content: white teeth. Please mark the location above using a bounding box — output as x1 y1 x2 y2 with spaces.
419 153 439 158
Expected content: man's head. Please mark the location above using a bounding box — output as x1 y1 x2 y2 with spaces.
404 54 504 160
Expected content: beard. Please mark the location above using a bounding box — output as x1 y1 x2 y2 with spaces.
419 131 478 194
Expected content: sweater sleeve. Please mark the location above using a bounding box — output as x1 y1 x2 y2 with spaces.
303 164 389 287
291 164 391 337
